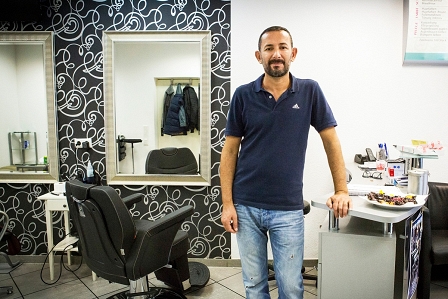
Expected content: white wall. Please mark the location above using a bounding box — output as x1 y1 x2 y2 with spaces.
0 44 47 167
0 45 19 166
16 45 48 163
231 0 448 259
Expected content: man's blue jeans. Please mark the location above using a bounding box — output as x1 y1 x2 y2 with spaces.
235 204 304 299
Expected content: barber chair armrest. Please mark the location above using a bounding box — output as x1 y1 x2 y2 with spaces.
125 205 194 280
122 193 144 209
140 206 194 236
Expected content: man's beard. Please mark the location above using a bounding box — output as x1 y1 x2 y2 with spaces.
264 59 289 77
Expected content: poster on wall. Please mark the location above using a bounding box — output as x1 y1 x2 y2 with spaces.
403 0 448 64
407 211 423 299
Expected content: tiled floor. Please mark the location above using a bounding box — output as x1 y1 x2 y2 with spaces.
0 262 447 298
0 262 317 299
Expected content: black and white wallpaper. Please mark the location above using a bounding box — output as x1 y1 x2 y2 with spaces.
0 0 231 259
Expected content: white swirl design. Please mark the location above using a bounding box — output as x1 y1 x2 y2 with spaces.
0 0 230 259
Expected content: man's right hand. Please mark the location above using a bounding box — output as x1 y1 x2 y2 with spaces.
220 135 241 234
221 204 238 233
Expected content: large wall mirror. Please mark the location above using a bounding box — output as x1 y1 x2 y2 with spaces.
0 32 59 183
103 31 211 185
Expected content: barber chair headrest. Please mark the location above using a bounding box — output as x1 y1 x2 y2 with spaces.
160 147 180 156
67 179 94 201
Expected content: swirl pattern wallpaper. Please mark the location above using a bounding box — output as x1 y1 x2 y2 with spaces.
0 0 231 259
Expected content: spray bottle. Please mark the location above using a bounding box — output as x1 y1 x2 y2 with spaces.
86 160 94 184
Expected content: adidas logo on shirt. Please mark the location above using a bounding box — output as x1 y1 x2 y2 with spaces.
292 104 300 109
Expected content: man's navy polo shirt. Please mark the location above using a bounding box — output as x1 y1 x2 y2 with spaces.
225 74 337 211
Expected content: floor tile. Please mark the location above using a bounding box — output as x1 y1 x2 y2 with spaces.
207 266 241 282
69 263 95 279
186 282 244 299
80 275 128 298
9 263 47 278
0 262 447 299
0 275 10 283
303 290 318 299
216 271 246 297
268 274 318 299
22 280 94 299
12 264 79 296
268 287 317 299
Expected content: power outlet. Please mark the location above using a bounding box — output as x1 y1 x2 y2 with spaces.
74 138 92 149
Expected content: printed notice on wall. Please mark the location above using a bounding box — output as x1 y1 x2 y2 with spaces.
404 0 448 64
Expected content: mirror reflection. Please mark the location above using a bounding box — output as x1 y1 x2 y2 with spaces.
104 31 211 186
0 32 59 183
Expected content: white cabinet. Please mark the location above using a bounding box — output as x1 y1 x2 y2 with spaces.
318 216 396 299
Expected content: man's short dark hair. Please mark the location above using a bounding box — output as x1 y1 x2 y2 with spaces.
258 26 293 50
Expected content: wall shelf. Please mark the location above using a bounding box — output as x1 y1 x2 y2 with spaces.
8 132 38 166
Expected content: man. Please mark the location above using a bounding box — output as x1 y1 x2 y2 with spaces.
220 26 352 299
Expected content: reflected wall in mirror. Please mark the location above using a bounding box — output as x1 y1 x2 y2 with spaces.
104 31 211 186
0 32 59 183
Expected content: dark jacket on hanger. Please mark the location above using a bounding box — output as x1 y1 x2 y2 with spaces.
163 84 187 136
183 85 199 132
161 84 175 135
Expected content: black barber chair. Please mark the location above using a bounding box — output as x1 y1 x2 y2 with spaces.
65 180 209 299
144 147 208 291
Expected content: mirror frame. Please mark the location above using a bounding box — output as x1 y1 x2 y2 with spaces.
103 30 211 186
0 32 59 183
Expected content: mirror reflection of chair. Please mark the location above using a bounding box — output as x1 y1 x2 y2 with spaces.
145 147 198 175
65 180 209 298
0 211 22 295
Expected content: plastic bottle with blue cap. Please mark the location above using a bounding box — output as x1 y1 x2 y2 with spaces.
377 143 387 160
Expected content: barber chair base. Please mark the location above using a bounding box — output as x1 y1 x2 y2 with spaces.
187 262 210 289
106 288 186 299
155 230 210 292
155 262 210 292
106 277 187 299
0 286 13 295
0 252 21 274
